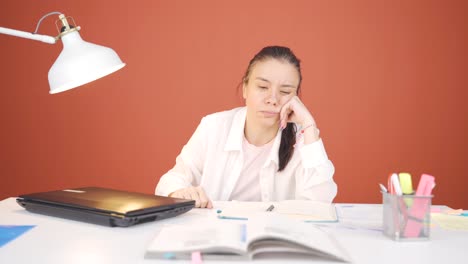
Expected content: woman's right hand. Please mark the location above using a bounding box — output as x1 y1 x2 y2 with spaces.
169 186 213 208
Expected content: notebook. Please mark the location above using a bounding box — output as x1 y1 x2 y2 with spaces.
217 200 338 222
16 187 195 227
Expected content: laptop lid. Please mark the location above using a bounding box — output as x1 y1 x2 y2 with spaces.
16 187 195 227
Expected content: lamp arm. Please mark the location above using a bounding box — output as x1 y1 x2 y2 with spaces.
0 26 56 44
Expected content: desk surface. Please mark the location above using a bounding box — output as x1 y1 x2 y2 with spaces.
0 198 466 264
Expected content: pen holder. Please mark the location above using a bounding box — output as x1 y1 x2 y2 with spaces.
382 192 433 241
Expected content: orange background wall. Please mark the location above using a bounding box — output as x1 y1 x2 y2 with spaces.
1 0 467 208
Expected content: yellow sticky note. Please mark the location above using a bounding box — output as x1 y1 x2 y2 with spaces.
432 213 468 231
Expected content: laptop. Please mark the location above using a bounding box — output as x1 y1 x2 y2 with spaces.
16 187 195 227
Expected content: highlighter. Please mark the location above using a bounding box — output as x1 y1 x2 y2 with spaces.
398 172 414 195
399 172 414 207
403 174 435 238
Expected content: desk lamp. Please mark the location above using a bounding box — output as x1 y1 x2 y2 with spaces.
0 12 126 94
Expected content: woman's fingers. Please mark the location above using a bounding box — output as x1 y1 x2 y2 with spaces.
186 187 202 207
279 100 292 128
279 98 296 128
169 186 213 208
279 96 315 127
196 186 213 209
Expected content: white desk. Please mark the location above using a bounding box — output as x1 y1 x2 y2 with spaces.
0 197 466 264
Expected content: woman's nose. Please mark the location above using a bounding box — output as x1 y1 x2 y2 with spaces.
265 91 278 105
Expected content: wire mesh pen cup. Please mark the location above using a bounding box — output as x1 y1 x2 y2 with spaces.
382 191 433 241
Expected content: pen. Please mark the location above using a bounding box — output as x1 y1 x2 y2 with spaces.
266 204 275 212
387 173 395 194
379 183 388 193
391 173 403 196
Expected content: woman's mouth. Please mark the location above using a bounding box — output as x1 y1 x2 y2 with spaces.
260 111 279 117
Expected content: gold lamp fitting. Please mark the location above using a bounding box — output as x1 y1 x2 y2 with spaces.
55 14 81 40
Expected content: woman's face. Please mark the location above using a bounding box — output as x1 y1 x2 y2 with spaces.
243 58 300 129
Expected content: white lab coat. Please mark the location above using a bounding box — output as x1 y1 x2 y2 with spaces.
155 107 337 202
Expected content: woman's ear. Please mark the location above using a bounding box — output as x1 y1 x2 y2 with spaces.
242 83 247 99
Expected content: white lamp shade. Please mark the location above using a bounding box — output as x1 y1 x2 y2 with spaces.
48 31 125 94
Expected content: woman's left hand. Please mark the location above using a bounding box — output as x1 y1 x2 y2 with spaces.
279 96 316 129
279 96 320 143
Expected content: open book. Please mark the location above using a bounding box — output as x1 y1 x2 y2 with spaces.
145 214 351 261
218 200 338 222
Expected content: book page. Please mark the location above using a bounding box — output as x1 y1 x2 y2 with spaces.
218 200 337 222
246 214 351 262
145 220 247 259
275 200 337 222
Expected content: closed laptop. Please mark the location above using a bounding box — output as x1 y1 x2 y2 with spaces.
16 187 195 227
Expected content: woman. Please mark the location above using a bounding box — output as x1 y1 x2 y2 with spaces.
156 46 337 208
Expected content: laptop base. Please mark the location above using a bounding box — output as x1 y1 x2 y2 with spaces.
17 198 194 227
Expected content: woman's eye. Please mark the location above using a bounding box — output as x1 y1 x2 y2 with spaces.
280 91 291 95
258 86 268 89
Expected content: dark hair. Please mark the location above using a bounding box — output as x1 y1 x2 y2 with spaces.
242 46 302 172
